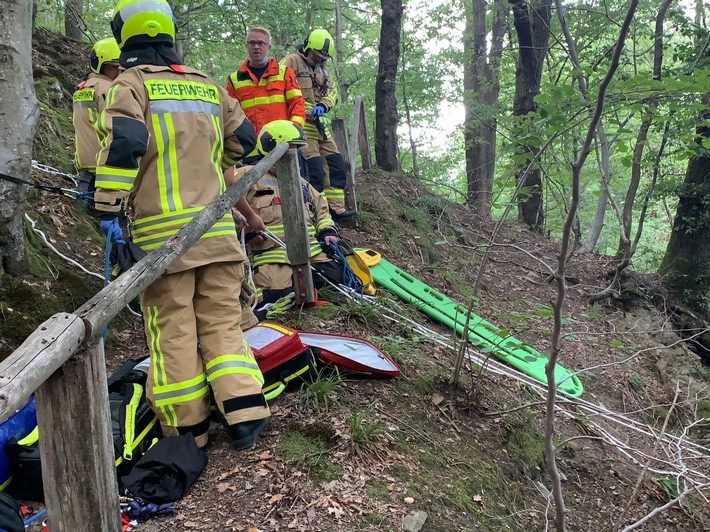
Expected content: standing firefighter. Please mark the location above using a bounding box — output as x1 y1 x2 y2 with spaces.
72 37 121 204
225 26 305 136
95 0 270 451
281 29 356 221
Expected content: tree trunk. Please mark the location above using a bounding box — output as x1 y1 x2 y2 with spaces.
334 0 349 105
374 0 403 172
0 1 37 276
659 94 710 314
64 0 83 41
510 0 551 232
464 0 507 217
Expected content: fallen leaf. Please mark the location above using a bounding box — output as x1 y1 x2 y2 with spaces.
259 450 272 460
431 392 444 405
473 494 483 503
268 493 284 504
217 482 231 493
185 521 197 528
404 496 414 504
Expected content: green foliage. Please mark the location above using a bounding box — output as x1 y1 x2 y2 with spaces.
300 366 341 414
347 406 385 456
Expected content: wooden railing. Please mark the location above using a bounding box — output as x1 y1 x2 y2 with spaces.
331 95 371 213
0 143 312 531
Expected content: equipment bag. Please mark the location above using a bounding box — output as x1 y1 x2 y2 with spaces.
338 241 376 295
244 323 317 399
5 358 161 502
0 491 24 532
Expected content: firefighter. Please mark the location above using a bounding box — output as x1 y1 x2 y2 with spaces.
281 29 357 221
225 120 344 319
72 37 121 206
95 0 270 451
226 27 305 136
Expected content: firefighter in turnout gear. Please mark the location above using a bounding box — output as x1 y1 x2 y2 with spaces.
72 37 121 205
95 0 270 451
226 27 305 136
281 29 356 221
225 120 344 319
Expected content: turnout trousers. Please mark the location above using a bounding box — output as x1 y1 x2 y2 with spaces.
141 261 270 447
301 136 348 215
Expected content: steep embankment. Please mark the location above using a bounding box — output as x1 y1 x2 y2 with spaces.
3 28 709 532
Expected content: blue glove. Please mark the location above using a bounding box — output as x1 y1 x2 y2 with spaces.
311 104 326 117
99 217 125 244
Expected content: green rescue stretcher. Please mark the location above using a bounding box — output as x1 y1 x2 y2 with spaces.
365 252 583 397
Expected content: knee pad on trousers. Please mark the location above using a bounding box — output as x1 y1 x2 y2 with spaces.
324 153 347 189
306 157 325 192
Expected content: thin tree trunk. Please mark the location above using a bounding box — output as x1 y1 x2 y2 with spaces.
0 0 37 275
464 0 507 216
64 0 83 41
334 0 349 105
400 43 418 177
614 0 674 262
510 0 551 232
374 0 403 172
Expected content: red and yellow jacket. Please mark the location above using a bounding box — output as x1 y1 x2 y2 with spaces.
226 58 305 135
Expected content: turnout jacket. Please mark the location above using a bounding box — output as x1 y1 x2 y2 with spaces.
72 73 114 171
226 58 305 135
280 52 337 140
94 63 255 273
236 166 337 266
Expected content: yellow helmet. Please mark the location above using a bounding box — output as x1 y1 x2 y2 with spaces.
110 0 175 50
303 29 334 59
256 120 307 155
90 37 120 74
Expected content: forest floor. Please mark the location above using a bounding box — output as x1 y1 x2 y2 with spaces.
2 28 710 532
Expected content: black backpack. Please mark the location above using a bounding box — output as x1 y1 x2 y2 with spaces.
5 358 161 502
0 491 24 532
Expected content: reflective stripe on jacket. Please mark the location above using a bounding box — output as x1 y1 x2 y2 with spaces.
72 73 114 171
280 52 337 140
94 63 255 273
226 58 305 135
237 167 335 267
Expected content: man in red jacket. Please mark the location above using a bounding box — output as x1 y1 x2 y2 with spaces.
226 27 305 136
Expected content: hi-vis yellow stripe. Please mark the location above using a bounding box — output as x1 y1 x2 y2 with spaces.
144 79 220 103
239 94 286 109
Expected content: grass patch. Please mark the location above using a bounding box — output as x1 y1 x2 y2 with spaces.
300 366 341 414
365 479 391 502
279 421 340 485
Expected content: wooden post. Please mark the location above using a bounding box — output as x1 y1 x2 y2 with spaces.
35 337 120 532
352 96 371 170
331 117 357 212
275 147 315 304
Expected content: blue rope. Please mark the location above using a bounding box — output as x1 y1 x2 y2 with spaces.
24 507 46 526
327 242 362 292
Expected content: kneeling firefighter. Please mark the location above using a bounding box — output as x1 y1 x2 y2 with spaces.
226 120 345 319
95 0 270 451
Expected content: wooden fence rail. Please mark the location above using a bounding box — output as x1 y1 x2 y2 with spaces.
0 142 291 531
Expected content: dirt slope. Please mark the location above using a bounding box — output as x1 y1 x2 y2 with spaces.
3 28 710 532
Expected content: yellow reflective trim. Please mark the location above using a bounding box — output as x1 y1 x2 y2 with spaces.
144 79 220 103
285 88 302 99
262 365 310 392
151 114 170 212
291 115 305 126
96 165 136 177
154 372 207 394
154 383 209 406
115 416 158 467
18 426 39 446
94 180 132 191
209 366 263 382
205 353 258 370
132 206 203 227
239 94 287 109
164 113 183 211
146 306 177 426
136 225 236 250
0 476 12 491
211 115 224 193
123 383 143 460
263 322 294 335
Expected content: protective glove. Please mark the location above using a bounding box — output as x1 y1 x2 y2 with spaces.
310 104 326 117
99 216 125 244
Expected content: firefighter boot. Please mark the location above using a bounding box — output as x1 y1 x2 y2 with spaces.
228 417 269 451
